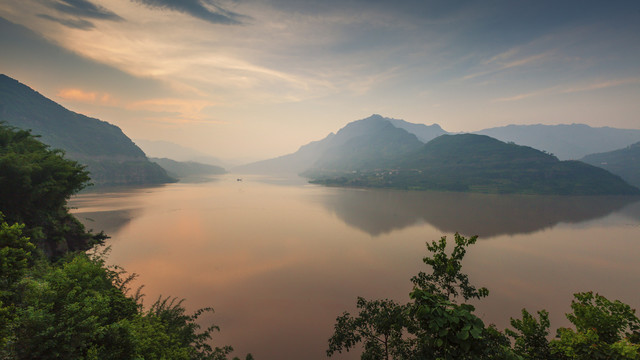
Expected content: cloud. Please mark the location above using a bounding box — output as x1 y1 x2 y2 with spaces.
462 51 551 81
131 0 248 25
37 13 95 29
492 89 549 103
126 98 221 123
492 77 640 103
47 0 123 21
560 78 640 94
57 88 117 105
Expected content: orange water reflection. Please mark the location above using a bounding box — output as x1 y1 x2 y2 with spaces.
70 175 640 360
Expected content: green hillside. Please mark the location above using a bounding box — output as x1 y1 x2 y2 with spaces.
0 74 173 186
581 142 640 189
151 157 226 179
310 134 640 195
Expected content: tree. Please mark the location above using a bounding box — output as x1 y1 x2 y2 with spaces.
505 309 553 360
327 233 509 360
0 216 35 351
550 292 640 359
411 233 489 301
327 297 411 360
0 124 105 258
407 289 488 360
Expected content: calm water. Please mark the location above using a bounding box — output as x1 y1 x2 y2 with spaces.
69 174 640 360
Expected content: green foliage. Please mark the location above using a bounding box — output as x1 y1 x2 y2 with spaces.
412 233 489 301
505 309 553 360
0 216 35 292
328 233 640 360
327 233 507 360
0 216 35 351
145 296 234 360
550 292 640 360
327 297 410 360
566 292 640 344
407 289 487 359
7 253 139 359
1 251 251 360
0 123 106 258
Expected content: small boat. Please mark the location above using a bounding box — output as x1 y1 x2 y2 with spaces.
237 178 242 181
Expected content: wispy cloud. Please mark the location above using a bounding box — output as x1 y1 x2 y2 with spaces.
126 98 220 123
47 0 123 21
37 13 95 30
57 88 118 105
492 89 552 103
462 51 551 81
492 77 640 102
560 78 640 94
131 0 248 25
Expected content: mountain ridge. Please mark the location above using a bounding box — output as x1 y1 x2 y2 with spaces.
581 141 640 189
0 74 174 186
309 133 640 195
475 123 640 160
234 114 444 174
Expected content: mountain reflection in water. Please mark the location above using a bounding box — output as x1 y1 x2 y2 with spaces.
67 177 640 360
313 189 640 237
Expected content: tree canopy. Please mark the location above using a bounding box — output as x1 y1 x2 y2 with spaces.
327 233 640 360
0 123 105 258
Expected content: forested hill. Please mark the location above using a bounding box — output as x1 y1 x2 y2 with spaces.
581 141 640 189
0 74 173 185
309 134 640 196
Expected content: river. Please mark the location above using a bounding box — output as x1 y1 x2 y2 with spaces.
69 174 640 359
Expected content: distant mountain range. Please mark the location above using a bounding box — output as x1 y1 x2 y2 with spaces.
311 133 639 195
581 141 640 189
474 124 640 160
238 115 640 195
135 139 229 167
234 114 444 174
0 74 173 186
150 157 226 180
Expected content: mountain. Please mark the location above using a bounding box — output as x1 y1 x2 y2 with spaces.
475 124 640 160
150 157 226 180
309 117 423 172
234 114 441 174
0 74 174 186
310 134 640 196
387 118 447 143
581 141 640 189
232 133 334 174
135 139 230 167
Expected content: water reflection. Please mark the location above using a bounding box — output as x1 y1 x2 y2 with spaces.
313 189 640 237
73 209 140 236
66 178 640 360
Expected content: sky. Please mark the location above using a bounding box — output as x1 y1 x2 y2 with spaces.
1 0 639 161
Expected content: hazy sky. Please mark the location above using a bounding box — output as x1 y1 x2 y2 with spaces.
1 0 639 160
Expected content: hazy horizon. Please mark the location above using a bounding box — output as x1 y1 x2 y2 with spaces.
1 1 639 160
